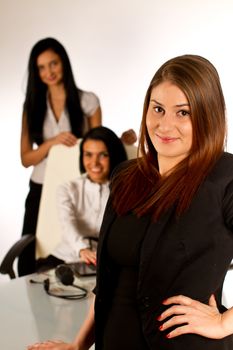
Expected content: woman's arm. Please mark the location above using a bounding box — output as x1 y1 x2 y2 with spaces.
87 106 102 129
27 296 95 350
54 182 96 265
158 294 233 339
21 113 78 167
73 295 95 349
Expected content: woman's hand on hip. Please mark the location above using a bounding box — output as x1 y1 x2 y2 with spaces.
158 294 232 339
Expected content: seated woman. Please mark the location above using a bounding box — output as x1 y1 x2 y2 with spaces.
36 126 127 271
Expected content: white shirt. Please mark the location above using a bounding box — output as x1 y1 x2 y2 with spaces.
52 174 109 263
31 90 100 184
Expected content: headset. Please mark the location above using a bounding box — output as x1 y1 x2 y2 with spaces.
30 264 88 300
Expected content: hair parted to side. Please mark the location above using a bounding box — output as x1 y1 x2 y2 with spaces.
112 54 226 220
24 37 83 145
79 126 127 178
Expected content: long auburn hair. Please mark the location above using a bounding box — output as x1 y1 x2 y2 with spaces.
112 54 226 220
23 37 84 145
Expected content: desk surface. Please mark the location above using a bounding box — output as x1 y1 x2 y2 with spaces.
0 272 95 350
1 269 233 350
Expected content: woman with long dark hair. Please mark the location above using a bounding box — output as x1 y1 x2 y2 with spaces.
28 54 233 350
19 37 102 276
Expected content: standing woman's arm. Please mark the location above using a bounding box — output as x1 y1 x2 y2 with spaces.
21 113 77 168
87 106 102 129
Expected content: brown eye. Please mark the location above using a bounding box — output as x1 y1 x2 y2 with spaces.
179 110 190 117
38 66 44 73
154 106 164 113
50 60 58 67
99 152 109 160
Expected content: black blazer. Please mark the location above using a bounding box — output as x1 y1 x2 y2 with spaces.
95 152 233 350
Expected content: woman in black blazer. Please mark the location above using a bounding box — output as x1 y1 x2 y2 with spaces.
27 55 233 350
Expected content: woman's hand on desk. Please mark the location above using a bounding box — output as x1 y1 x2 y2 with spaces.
27 340 79 350
79 249 96 265
158 294 233 339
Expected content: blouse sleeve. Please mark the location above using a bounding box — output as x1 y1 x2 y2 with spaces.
80 90 100 117
56 180 91 259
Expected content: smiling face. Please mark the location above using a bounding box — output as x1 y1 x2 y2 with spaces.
37 49 63 87
146 81 193 174
82 139 110 184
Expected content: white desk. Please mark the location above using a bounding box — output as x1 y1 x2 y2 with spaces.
1 269 233 349
0 273 95 350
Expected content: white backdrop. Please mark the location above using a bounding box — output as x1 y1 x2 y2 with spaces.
1 0 233 264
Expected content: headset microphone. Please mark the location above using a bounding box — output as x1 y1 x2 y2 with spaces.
30 264 88 299
38 264 87 300
55 264 75 286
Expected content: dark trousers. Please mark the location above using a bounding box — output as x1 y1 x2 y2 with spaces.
18 180 42 276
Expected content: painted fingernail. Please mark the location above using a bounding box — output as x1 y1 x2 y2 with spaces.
157 315 162 321
159 325 163 331
166 333 171 338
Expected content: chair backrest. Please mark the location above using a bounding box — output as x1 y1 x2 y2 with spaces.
35 141 137 259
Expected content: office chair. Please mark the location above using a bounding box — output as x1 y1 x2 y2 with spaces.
0 234 35 279
0 142 137 279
